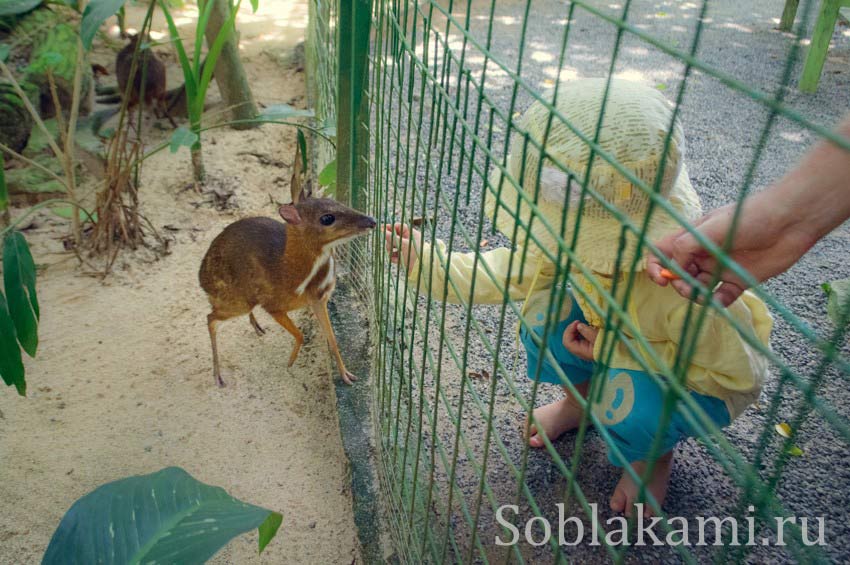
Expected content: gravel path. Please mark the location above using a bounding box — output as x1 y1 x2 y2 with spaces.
372 0 850 562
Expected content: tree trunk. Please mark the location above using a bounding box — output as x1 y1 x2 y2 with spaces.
203 0 258 130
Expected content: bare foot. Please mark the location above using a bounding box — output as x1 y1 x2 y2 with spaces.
528 394 585 448
610 451 673 517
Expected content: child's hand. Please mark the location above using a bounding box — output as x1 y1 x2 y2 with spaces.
562 321 598 361
383 223 422 275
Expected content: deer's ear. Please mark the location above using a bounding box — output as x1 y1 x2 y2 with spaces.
278 204 302 224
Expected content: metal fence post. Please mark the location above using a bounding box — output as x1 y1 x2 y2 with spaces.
337 0 372 211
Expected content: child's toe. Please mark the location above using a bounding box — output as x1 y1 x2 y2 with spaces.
609 487 627 514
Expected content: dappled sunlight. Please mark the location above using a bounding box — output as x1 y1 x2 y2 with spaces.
718 22 754 33
780 130 807 144
531 50 555 63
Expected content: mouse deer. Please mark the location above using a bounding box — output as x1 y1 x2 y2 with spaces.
198 147 376 386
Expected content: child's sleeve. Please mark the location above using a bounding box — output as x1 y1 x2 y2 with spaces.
407 238 554 305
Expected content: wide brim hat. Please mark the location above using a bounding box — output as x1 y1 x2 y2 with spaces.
485 78 702 274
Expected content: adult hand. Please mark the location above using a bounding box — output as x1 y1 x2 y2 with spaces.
648 114 850 307
647 194 817 307
383 223 422 275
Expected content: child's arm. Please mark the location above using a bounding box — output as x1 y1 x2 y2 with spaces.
384 223 555 304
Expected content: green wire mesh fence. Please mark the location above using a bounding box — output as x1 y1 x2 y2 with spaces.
308 0 850 562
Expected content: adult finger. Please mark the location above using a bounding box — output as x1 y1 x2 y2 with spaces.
647 230 680 285
713 281 745 308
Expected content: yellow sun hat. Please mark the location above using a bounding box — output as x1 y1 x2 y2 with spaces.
485 78 703 274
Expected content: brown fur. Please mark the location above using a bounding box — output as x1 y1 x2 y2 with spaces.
199 197 376 386
116 35 167 110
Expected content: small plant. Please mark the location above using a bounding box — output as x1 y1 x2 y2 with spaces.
86 1 161 267
160 0 258 187
0 222 39 397
43 466 282 563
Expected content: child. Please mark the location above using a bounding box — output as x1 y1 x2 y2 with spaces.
384 79 772 517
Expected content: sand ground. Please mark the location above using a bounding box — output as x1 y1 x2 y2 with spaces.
0 1 361 563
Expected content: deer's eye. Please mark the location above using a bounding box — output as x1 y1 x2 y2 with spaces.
320 214 336 226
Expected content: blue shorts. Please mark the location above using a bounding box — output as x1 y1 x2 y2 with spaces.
520 292 731 464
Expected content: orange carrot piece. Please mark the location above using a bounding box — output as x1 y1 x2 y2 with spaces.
660 268 681 281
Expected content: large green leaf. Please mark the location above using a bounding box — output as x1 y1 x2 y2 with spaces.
3 231 39 357
822 279 850 326
0 291 25 395
43 467 283 564
80 0 128 49
0 0 42 16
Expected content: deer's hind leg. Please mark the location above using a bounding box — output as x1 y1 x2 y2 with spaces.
207 311 227 387
266 309 304 367
205 297 251 387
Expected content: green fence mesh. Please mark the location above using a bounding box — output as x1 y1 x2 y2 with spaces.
308 0 850 562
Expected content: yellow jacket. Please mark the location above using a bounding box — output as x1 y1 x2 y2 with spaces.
408 241 772 419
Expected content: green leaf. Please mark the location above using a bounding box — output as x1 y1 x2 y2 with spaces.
3 232 39 357
194 0 217 74
43 467 282 564
0 0 42 16
39 51 63 69
80 0 128 50
259 103 314 120
0 44 10 62
318 158 336 186
249 0 258 11
0 291 25 395
787 445 804 457
258 511 282 553
296 129 307 172
822 279 850 326
50 205 97 223
198 0 242 101
170 126 199 153
159 1 197 102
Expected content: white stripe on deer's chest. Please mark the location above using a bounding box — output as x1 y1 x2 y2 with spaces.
295 247 331 295
317 256 335 295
